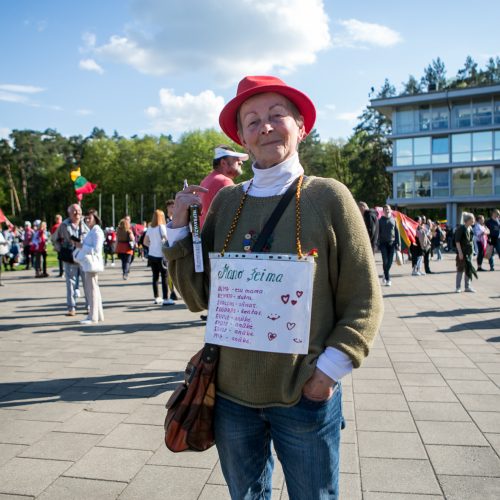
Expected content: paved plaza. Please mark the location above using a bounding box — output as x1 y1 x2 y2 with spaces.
0 254 499 499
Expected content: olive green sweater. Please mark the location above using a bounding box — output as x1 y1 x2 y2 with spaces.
164 177 383 407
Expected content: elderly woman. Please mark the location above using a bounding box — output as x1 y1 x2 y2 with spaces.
74 209 104 324
164 76 383 499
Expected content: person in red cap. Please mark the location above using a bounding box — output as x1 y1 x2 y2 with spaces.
164 75 383 499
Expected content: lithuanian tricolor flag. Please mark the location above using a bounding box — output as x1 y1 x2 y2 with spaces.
71 167 97 201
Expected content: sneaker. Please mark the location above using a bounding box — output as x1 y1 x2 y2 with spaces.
66 309 76 316
123 274 128 280
163 298 175 306
412 270 418 276
200 314 208 321
382 278 387 285
153 297 163 305
170 291 179 301
464 287 476 293
477 267 485 272
455 288 462 293
386 280 392 286
74 289 81 298
80 319 97 325
111 262 115 267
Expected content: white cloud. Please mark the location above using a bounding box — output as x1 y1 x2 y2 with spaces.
0 91 29 103
145 88 225 134
76 109 93 116
333 19 402 49
0 84 44 94
79 58 104 74
90 0 331 82
325 104 337 112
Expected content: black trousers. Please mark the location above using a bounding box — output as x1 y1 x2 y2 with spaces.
149 257 168 299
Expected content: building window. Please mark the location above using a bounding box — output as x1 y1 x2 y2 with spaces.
395 139 412 166
432 137 449 163
473 166 493 196
472 131 493 161
419 106 431 131
396 172 414 198
453 102 471 128
494 99 500 125
432 170 449 197
452 133 471 162
415 171 431 197
432 107 449 130
452 168 472 196
495 167 500 195
395 108 416 134
472 100 492 126
494 131 500 160
414 137 431 165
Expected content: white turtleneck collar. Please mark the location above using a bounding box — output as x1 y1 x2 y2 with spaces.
241 152 304 197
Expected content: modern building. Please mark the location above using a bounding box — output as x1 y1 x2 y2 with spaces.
371 84 500 226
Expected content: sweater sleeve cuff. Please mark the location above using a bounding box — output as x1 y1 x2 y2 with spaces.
316 347 353 382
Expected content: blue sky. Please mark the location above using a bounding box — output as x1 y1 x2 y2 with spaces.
1 0 499 143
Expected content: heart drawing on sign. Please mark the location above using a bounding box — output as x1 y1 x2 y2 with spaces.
267 314 280 321
281 294 290 304
291 300 297 305
296 291 303 298
287 322 296 330
268 332 277 341
293 338 303 343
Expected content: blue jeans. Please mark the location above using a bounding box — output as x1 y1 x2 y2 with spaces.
379 242 396 281
214 384 343 500
63 262 84 310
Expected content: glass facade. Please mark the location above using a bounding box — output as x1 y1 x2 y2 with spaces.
473 101 493 126
396 172 414 198
453 103 471 128
473 166 493 195
415 171 431 197
432 137 449 163
432 170 449 197
496 166 500 194
452 168 472 196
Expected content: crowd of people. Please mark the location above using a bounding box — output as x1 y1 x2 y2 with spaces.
357 203 500 293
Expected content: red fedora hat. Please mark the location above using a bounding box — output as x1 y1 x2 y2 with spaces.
219 75 316 145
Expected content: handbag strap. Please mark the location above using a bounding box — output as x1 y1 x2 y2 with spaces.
252 176 301 253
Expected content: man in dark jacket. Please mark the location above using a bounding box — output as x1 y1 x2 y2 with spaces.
378 204 400 286
485 208 500 271
358 201 379 253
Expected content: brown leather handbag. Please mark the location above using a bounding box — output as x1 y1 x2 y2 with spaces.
164 344 219 452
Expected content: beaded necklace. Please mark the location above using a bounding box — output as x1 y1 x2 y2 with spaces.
220 175 304 257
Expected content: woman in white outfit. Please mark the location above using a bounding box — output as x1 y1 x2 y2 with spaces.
75 209 105 324
144 209 174 306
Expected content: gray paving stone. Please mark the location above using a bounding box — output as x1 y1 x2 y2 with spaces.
63 446 152 482
0 457 72 496
470 412 500 433
415 421 489 446
339 473 361 500
398 373 447 386
0 419 57 445
427 445 500 476
352 368 397 380
356 410 416 432
57 410 125 434
438 475 500 499
485 433 500 455
354 394 408 411
198 484 231 500
0 494 34 499
85 395 146 414
447 379 500 395
37 477 127 500
390 362 439 374
457 394 500 412
360 457 441 494
0 443 27 467
431 357 476 368
340 442 359 473
358 431 426 459
352 379 402 394
402 386 459 402
408 401 471 422
363 493 443 500
148 444 219 468
124 402 166 425
477 363 500 374
18 431 102 461
438 367 490 380
16 402 87 422
98 423 162 451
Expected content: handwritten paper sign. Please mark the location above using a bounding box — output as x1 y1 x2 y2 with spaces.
206 253 315 354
